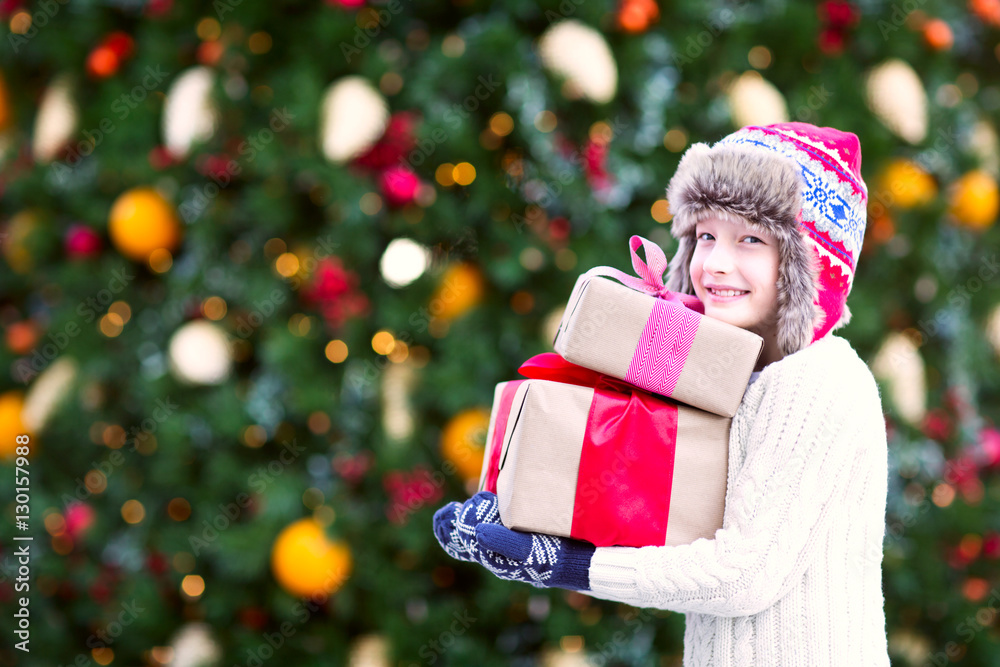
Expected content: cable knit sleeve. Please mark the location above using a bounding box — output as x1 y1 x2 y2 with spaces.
585 345 875 617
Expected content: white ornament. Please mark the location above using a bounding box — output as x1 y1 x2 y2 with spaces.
379 238 431 288
168 622 221 667
986 303 1000 358
319 76 389 163
163 66 219 159
349 634 391 667
871 331 926 425
382 360 417 444
22 357 78 432
865 59 927 144
168 320 232 386
538 20 618 104
727 71 789 129
33 74 78 163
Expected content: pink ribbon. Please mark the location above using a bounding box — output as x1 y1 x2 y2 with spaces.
585 235 705 314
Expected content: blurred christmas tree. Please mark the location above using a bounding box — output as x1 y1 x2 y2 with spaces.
1 0 1000 665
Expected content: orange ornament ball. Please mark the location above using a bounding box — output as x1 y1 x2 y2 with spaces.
108 187 182 263
429 262 485 321
87 45 120 79
879 159 937 209
922 19 953 51
0 67 12 132
441 407 491 481
0 391 30 460
5 321 39 355
270 518 352 598
948 170 999 231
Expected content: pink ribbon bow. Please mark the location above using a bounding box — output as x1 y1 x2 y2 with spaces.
585 235 705 313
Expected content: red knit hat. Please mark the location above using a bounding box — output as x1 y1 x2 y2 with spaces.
663 122 868 358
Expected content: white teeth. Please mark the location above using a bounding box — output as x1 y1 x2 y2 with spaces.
709 288 748 297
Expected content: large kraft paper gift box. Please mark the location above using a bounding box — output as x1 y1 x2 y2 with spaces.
477 353 729 548
553 235 763 418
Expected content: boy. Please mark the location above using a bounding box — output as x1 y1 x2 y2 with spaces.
433 123 890 666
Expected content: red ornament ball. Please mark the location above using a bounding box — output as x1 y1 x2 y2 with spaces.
379 165 421 207
65 224 103 260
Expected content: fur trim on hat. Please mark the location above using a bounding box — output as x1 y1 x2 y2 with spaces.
663 142 834 359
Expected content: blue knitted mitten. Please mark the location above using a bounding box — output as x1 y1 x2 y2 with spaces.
432 491 595 591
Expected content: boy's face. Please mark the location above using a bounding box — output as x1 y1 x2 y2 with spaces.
689 214 781 342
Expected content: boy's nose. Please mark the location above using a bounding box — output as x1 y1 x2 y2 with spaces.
702 242 736 275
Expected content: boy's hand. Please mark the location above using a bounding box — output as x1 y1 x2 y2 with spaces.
432 491 595 591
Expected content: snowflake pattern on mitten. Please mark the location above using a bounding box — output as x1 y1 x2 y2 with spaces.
433 492 594 590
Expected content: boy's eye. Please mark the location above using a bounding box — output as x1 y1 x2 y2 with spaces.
744 236 762 244
696 232 713 241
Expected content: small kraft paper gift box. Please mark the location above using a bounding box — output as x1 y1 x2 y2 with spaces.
552 235 763 418
477 353 729 548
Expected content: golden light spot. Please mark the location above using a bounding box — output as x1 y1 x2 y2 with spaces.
932 483 955 507
560 635 584 652
173 552 195 573
314 505 336 526
92 648 114 665
103 424 126 449
325 339 348 363
10 11 31 34
409 345 431 368
388 340 409 363
589 121 613 145
100 313 124 338
480 128 502 150
555 248 577 271
275 252 300 278
242 424 267 448
308 411 331 434
453 162 476 186
151 647 175 665
85 470 107 495
203 296 227 320
371 330 396 355
380 71 404 95
489 112 514 137
135 434 157 456
651 199 673 223
45 513 66 537
442 34 465 57
436 163 456 186
264 237 287 258
534 110 557 133
167 498 191 521
288 313 312 336
360 192 383 215
511 291 535 314
519 247 544 271
664 128 688 152
181 574 205 599
121 499 146 524
109 301 132 324
148 248 173 273
196 17 222 41
748 45 772 69
248 31 272 54
52 534 73 555
303 487 325 510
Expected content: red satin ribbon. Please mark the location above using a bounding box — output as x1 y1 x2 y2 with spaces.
517 353 678 547
484 380 525 494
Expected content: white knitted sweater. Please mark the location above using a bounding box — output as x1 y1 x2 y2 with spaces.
586 334 891 666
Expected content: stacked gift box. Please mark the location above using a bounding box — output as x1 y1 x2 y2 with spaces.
476 236 764 548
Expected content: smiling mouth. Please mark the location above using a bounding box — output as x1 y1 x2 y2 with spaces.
707 288 749 298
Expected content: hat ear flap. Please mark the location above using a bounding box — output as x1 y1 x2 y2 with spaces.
664 234 696 296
